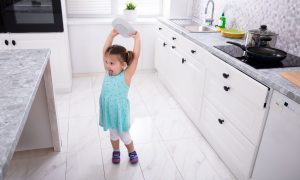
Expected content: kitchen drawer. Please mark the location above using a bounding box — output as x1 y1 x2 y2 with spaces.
157 23 180 43
204 71 267 144
176 35 211 66
199 99 256 179
207 54 269 108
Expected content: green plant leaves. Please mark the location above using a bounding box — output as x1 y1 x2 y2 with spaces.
126 2 136 10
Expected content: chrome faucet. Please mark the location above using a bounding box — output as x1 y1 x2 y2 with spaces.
204 0 215 26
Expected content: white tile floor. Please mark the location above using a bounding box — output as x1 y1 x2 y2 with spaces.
5 72 236 180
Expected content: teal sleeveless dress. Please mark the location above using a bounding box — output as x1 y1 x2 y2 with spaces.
99 71 130 133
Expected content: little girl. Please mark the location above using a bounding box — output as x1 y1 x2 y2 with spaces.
99 28 141 164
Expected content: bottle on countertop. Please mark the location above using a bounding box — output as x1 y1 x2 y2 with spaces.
218 12 226 28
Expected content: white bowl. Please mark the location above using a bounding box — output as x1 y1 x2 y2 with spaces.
112 17 136 38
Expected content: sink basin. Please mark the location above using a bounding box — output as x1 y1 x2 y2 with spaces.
183 25 216 33
169 18 217 33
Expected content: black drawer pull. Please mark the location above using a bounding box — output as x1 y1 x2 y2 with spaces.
218 118 225 124
163 42 167 47
191 50 196 54
12 40 16 46
5 40 9 46
172 46 176 49
182 58 186 64
172 37 176 40
222 73 229 79
159 27 162 30
284 102 288 107
223 86 230 91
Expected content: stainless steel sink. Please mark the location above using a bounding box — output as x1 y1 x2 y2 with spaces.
169 18 217 33
183 25 216 32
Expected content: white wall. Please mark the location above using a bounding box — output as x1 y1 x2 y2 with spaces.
67 19 157 74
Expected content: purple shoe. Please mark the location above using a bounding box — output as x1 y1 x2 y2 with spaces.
112 151 120 164
129 151 139 164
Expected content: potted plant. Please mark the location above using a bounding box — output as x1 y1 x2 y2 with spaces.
123 2 137 21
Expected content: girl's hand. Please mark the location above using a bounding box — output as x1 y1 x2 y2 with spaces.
130 31 140 39
110 28 119 38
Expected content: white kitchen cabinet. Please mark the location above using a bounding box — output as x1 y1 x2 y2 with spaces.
200 98 256 179
204 69 269 144
0 35 11 49
199 56 269 179
155 38 172 83
155 22 274 180
155 23 206 123
174 50 205 122
0 33 72 93
252 91 300 180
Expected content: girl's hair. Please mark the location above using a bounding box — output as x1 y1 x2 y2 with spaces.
105 45 134 66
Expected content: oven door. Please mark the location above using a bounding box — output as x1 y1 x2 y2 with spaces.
0 0 63 33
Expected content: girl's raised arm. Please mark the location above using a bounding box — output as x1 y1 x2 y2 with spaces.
125 32 141 81
102 29 119 64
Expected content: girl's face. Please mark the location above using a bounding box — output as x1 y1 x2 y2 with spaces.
104 54 126 76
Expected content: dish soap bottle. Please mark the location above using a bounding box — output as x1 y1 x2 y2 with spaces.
218 12 226 28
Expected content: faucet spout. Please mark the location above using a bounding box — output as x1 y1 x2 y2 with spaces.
204 0 215 26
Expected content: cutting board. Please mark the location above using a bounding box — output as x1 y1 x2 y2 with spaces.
280 71 300 88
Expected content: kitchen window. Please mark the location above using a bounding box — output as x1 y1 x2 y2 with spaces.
66 0 162 18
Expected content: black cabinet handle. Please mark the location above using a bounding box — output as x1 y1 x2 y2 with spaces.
5 40 9 46
172 37 176 40
222 73 229 79
172 46 176 49
12 40 16 46
223 86 230 91
284 102 288 107
163 42 167 47
218 118 225 124
182 58 186 64
159 27 162 30
191 50 196 54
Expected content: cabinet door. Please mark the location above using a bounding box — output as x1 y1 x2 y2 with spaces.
174 52 205 122
154 38 166 74
253 91 300 180
155 38 176 86
0 34 11 49
166 45 183 94
10 36 70 91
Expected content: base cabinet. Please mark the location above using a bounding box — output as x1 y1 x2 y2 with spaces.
155 22 273 180
252 91 300 180
0 33 72 93
155 29 205 124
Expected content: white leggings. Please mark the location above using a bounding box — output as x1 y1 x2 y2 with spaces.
109 129 132 145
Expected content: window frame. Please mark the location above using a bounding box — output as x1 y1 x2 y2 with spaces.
66 0 163 18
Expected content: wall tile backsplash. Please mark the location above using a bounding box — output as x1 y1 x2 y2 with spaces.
192 0 300 56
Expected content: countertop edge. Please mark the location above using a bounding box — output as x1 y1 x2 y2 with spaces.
0 49 51 180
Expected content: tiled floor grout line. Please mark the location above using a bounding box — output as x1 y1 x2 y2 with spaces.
92 77 107 180
134 76 186 180
62 93 71 180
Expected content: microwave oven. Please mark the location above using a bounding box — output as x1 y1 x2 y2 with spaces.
0 0 63 33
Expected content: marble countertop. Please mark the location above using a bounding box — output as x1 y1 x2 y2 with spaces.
0 49 50 180
158 18 300 104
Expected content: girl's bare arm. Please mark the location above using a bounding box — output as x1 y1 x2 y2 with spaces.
102 29 119 66
125 32 141 82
